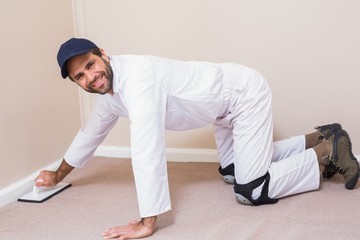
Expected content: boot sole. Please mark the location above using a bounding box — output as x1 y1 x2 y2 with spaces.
345 160 359 190
329 130 359 189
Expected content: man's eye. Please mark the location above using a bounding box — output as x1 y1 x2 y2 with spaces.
76 74 84 81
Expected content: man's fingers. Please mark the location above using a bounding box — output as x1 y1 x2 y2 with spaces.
34 170 56 187
103 223 138 240
103 228 127 239
34 179 44 187
103 217 156 239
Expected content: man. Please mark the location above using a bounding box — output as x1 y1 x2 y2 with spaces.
35 38 359 239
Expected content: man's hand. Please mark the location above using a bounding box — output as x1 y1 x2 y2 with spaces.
103 216 157 239
35 170 58 187
35 159 74 187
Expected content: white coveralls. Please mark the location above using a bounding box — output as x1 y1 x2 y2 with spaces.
64 55 320 217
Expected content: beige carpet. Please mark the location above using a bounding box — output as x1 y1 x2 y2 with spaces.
1 157 360 240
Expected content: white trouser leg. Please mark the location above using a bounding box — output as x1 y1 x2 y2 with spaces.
228 65 320 201
232 112 273 185
269 135 320 198
233 122 320 200
230 69 273 200
233 124 320 199
214 125 234 169
234 124 320 200
215 132 307 169
268 149 320 198
272 135 307 163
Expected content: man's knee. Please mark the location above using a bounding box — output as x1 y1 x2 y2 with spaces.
234 172 278 205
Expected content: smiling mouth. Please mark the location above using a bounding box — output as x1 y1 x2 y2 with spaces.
91 74 105 88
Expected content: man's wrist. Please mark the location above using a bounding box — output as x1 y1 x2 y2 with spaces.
54 171 62 184
141 216 157 229
55 159 74 183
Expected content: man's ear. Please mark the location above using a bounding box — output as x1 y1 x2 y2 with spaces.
100 48 110 62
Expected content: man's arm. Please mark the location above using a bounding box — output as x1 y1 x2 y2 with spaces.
35 159 74 187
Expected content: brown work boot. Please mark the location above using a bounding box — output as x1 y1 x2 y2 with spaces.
315 123 342 178
323 129 359 189
315 123 342 139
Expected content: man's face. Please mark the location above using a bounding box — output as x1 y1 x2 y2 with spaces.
66 51 113 95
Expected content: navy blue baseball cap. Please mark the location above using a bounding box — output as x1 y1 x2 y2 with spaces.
57 38 98 79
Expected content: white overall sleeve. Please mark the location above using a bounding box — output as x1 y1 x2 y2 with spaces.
64 97 119 167
124 76 171 218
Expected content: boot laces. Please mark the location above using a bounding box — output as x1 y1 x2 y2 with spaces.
328 157 344 175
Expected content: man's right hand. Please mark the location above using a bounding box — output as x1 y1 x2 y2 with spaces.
35 170 58 187
35 159 74 187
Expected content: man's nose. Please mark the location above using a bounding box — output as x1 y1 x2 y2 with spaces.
84 71 94 83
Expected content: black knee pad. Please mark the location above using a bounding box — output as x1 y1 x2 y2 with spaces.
218 163 234 176
218 163 235 184
234 172 278 206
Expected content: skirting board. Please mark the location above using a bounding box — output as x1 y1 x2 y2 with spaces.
94 146 219 163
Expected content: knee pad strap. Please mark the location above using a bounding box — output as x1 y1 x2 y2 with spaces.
234 172 278 206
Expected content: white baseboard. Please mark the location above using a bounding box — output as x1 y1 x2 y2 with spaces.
0 159 62 208
94 146 219 163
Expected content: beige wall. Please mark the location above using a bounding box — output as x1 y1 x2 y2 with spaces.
78 0 360 153
0 0 80 189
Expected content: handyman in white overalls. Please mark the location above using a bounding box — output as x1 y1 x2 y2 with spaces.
35 38 358 240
